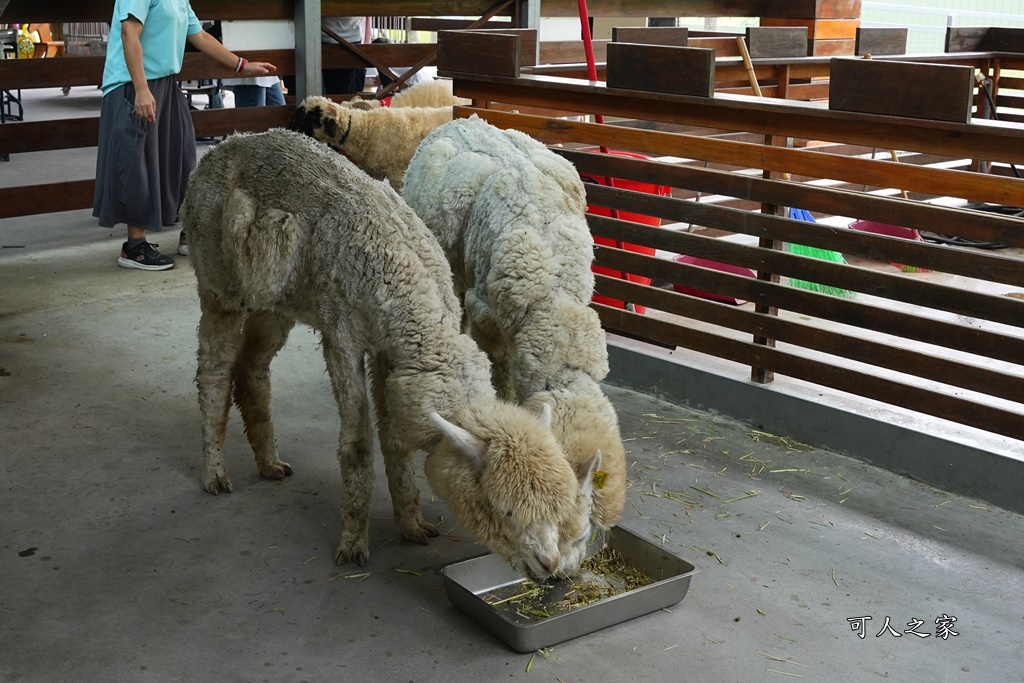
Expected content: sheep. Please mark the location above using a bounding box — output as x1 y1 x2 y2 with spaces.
286 96 453 191
389 78 470 109
180 128 598 580
341 79 470 111
402 115 627 531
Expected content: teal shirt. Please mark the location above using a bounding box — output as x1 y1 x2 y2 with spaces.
101 0 202 96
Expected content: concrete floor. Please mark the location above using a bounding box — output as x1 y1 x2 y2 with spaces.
2 87 1023 683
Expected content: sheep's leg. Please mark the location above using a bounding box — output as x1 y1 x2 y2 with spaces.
196 290 246 494
322 338 374 566
232 311 296 481
368 354 439 545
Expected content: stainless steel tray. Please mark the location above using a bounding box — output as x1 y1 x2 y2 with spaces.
441 526 697 652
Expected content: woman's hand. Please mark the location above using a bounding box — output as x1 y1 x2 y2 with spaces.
240 61 277 76
133 88 157 122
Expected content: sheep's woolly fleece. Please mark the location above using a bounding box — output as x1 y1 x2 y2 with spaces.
286 96 453 190
403 116 627 529
181 128 591 578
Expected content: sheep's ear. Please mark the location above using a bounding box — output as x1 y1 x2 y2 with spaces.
580 449 604 499
539 402 553 430
429 412 487 470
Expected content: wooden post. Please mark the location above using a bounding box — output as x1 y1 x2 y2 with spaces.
294 0 322 100
761 0 861 57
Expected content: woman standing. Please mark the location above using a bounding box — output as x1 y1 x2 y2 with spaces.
93 0 276 270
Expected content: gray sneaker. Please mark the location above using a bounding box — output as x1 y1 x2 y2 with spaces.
177 229 189 256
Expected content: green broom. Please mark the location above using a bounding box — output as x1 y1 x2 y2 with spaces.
786 208 855 297
736 37 853 297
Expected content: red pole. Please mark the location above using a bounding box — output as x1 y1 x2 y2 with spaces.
577 0 631 300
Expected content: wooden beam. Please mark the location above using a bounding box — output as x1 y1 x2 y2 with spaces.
611 27 689 47
453 106 1024 204
410 18 513 31
0 180 94 219
745 26 809 59
829 58 975 123
593 303 1024 442
855 27 907 56
540 0 764 17
0 0 515 22
762 0 861 19
447 77 1024 166
606 44 714 97
437 30 521 78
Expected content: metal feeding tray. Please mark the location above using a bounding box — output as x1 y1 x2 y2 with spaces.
441 526 697 652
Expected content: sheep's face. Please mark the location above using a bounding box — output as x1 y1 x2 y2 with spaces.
524 390 627 533
426 407 596 581
286 96 353 151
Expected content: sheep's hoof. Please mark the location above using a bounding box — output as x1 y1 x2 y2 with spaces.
203 469 234 495
259 460 294 480
400 515 440 545
335 540 369 567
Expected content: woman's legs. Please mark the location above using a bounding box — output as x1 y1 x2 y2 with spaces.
95 77 191 270
232 84 265 108
265 82 285 106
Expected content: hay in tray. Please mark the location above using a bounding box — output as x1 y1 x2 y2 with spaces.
482 547 653 623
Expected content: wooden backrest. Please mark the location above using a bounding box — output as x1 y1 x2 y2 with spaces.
611 26 689 47
606 44 714 97
855 27 908 57
829 57 975 123
745 26 809 59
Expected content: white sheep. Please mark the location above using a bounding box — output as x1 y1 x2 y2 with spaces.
390 78 470 109
287 96 453 191
180 128 598 579
342 78 470 110
402 116 628 531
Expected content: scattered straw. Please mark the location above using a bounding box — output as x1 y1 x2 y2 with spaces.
766 668 803 678
393 568 423 576
723 490 760 504
831 568 840 588
690 485 720 499
761 654 808 668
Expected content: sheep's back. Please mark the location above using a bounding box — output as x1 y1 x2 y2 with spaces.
405 116 596 310
182 129 464 358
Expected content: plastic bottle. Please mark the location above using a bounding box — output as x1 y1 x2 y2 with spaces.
17 25 36 59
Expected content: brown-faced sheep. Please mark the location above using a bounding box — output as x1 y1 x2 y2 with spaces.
286 96 452 191
180 128 598 580
403 116 628 532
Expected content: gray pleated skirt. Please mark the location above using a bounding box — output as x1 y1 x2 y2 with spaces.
93 75 196 232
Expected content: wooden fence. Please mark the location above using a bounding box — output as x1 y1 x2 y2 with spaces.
438 30 1024 442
